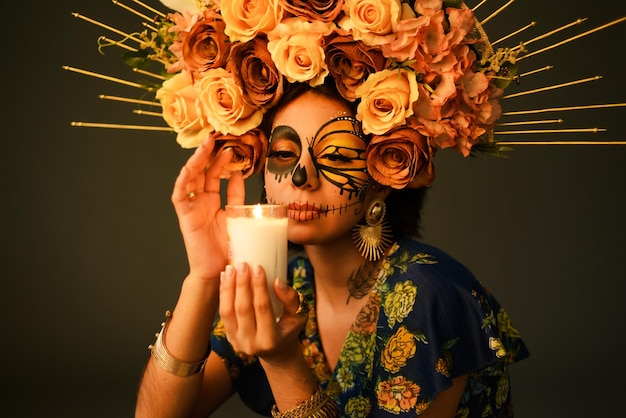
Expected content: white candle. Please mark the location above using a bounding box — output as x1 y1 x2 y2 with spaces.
225 204 288 318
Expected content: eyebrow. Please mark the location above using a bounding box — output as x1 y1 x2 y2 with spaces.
314 116 365 143
270 125 301 143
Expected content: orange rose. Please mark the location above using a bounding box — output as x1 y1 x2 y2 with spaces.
351 292 381 335
281 0 344 22
211 128 268 178
182 9 230 73
227 37 285 108
355 69 419 135
381 325 417 373
267 17 335 86
325 33 388 101
194 68 264 136
156 70 213 148
377 376 421 414
366 120 435 189
220 0 284 42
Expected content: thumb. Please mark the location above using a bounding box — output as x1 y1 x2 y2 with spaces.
273 278 309 319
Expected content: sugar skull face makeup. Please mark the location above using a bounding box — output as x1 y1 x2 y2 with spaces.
267 115 369 200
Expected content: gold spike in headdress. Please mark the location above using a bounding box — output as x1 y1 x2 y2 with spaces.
64 0 626 184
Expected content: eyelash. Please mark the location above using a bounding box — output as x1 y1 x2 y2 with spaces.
324 153 351 162
267 150 297 160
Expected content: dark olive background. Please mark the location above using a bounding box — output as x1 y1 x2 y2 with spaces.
3 1 625 416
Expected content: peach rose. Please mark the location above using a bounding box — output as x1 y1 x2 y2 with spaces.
280 0 344 22
325 33 388 101
339 0 402 46
165 10 202 73
267 17 335 86
182 9 230 73
355 69 419 135
156 70 213 148
220 0 284 42
227 37 285 108
211 128 268 178
194 68 264 136
381 14 428 62
366 120 435 189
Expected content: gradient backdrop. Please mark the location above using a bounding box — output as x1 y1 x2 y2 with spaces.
3 1 625 416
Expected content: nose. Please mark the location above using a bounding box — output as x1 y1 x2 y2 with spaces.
291 148 320 189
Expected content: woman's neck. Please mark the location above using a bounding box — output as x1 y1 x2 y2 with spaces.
303 237 376 309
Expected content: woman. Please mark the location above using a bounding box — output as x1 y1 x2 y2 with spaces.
135 80 528 417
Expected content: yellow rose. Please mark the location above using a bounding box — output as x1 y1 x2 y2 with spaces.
267 17 335 86
194 68 264 136
220 0 284 42
355 69 419 135
345 396 371 418
339 0 402 46
383 280 417 327
156 70 213 148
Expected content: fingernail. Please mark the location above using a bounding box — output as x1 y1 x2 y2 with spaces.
275 278 287 289
224 265 234 279
252 263 262 276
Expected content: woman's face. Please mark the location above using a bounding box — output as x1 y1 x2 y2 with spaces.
264 91 375 245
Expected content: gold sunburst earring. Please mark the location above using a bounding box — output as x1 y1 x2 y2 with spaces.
352 198 393 261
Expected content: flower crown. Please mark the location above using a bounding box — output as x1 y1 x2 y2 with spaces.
67 0 625 190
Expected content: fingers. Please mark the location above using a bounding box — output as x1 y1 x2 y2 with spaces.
172 136 242 209
219 263 279 353
226 170 246 206
218 263 273 333
275 281 310 319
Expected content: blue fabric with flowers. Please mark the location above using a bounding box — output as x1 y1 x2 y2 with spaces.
211 239 529 417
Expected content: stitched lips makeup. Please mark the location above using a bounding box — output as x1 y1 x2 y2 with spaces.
288 202 324 222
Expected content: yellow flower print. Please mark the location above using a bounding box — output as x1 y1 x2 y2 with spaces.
497 308 522 338
489 337 507 358
292 262 307 281
212 319 226 338
456 406 470 418
415 400 431 415
377 375 421 414
384 280 417 327
340 332 371 365
336 365 355 391
435 357 450 376
345 396 371 418
495 375 510 408
382 325 417 373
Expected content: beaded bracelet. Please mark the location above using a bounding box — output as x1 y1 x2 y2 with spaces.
271 386 339 418
148 310 210 377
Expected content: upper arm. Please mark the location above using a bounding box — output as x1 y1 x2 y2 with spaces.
417 374 468 418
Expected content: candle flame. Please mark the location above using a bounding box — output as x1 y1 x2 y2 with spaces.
253 204 263 219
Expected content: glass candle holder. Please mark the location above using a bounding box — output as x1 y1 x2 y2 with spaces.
225 204 288 318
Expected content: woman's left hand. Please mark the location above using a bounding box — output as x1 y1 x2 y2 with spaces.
218 262 308 363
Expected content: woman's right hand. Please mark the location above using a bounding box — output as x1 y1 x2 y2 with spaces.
171 136 245 281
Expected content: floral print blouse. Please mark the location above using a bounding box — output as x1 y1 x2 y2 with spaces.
211 239 529 417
